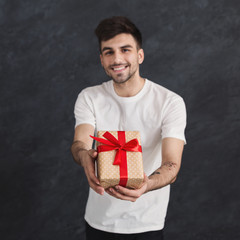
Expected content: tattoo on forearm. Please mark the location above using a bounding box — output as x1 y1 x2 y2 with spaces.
150 171 161 176
163 162 177 170
150 162 177 177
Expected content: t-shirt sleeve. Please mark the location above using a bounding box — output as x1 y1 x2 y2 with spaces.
161 96 187 144
74 89 96 128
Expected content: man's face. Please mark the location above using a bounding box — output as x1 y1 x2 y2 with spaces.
100 33 144 84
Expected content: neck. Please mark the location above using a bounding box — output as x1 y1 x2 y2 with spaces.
113 76 145 97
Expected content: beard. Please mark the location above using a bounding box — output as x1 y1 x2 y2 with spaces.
104 64 138 84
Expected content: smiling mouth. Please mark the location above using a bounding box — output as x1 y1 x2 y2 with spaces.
111 65 128 72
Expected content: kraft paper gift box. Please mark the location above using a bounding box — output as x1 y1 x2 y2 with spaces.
91 131 144 189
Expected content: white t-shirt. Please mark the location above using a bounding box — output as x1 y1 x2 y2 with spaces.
74 79 187 234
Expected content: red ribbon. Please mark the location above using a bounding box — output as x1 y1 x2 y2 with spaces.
90 131 142 187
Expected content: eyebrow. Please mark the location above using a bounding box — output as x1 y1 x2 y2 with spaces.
101 45 133 53
102 47 112 53
121 45 133 49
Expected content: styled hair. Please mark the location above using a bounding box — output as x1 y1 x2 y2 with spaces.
95 16 142 52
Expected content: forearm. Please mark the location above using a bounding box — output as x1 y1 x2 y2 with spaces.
145 138 184 192
71 140 90 166
147 161 180 192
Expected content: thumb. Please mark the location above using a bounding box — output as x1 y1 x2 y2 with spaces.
144 173 148 181
88 149 98 158
141 173 148 185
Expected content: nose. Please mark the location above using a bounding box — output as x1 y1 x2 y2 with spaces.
113 51 124 65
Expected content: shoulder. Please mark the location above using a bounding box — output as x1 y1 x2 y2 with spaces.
78 80 112 98
147 79 184 103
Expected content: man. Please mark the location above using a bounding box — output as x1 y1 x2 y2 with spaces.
71 16 186 240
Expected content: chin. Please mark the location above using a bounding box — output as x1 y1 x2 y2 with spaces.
112 78 130 84
112 74 133 84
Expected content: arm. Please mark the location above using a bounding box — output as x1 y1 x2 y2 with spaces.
105 137 184 202
147 137 184 189
71 124 104 195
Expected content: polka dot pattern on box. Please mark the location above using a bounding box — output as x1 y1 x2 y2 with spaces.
97 131 144 189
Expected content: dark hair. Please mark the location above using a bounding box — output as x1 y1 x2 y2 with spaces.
95 16 142 52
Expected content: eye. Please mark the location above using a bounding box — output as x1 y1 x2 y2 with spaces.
105 51 113 56
122 48 129 53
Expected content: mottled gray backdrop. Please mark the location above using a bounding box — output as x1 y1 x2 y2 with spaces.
1 0 240 239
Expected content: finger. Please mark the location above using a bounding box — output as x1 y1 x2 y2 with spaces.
138 173 148 188
85 166 101 186
142 173 148 183
108 187 138 202
105 189 113 196
84 160 100 184
84 168 101 189
87 174 104 195
90 183 104 195
88 149 98 158
106 187 122 198
114 185 141 198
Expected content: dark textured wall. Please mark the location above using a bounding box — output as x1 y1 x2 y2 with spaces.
1 0 240 239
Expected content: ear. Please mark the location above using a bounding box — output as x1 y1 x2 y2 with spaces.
138 49 144 64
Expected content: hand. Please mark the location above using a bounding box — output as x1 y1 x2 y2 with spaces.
105 174 149 202
79 149 104 195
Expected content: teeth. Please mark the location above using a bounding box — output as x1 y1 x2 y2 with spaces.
113 66 125 71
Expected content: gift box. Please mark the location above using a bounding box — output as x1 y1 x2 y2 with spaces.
91 131 144 189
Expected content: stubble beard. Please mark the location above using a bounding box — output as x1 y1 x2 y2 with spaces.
105 64 138 85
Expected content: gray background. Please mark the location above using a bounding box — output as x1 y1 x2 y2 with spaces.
1 0 240 239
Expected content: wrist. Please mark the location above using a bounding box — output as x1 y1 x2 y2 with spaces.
146 177 155 193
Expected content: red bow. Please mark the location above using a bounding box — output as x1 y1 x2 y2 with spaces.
90 131 142 186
